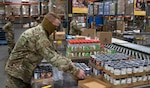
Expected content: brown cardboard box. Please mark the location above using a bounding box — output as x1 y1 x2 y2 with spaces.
78 78 111 88
33 78 53 88
117 21 125 32
103 25 109 32
5 5 12 15
117 0 125 14
54 0 66 14
125 0 134 15
97 32 112 44
81 29 96 39
55 32 66 40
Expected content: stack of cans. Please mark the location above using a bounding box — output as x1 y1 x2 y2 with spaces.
74 62 91 76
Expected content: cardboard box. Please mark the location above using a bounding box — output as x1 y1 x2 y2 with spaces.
97 32 112 44
54 32 66 40
78 78 111 88
117 0 125 14
5 5 12 15
117 21 125 32
81 29 96 39
33 78 53 88
103 25 109 32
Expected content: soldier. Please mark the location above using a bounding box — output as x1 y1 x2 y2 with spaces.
69 17 82 35
33 16 41 27
3 16 15 54
5 12 85 88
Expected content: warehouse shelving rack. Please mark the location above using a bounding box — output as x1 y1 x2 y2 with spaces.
89 0 150 32
0 0 51 28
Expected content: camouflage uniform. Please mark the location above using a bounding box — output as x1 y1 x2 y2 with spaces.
33 21 39 27
5 24 79 88
3 21 15 54
69 20 81 35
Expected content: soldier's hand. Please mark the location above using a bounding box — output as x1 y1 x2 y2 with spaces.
76 69 85 79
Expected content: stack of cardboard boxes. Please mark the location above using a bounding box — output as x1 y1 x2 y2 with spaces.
125 0 134 15
81 28 112 45
54 0 66 15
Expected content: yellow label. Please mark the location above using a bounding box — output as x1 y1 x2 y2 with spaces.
42 85 52 88
57 40 62 44
134 11 146 16
73 8 88 13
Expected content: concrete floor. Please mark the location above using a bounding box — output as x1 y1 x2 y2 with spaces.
0 28 26 88
0 28 150 88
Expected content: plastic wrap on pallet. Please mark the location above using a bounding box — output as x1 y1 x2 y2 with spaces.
11 5 21 15
117 0 125 14
0 5 4 15
125 0 134 15
30 4 39 16
5 5 12 16
104 2 110 15
22 5 29 16
98 2 103 15
110 2 116 15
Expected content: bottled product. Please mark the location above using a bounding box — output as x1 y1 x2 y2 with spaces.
127 78 132 84
126 65 132 74
133 64 139 73
113 79 120 85
114 66 121 75
142 75 147 81
120 78 126 84
121 65 127 75
34 68 41 79
139 64 144 73
138 76 142 82
132 76 138 83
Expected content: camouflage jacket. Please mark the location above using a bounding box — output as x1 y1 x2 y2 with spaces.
33 21 39 27
2 21 14 43
5 24 79 83
69 20 81 35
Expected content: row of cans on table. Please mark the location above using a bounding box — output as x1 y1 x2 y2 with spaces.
73 62 91 76
67 39 101 51
90 53 130 67
66 51 101 57
104 59 150 75
34 64 53 79
104 73 150 85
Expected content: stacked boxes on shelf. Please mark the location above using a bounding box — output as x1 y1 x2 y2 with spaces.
104 2 110 15
54 0 66 15
125 0 134 15
110 2 116 15
30 4 39 16
89 1 116 16
66 39 101 60
98 2 103 15
117 0 125 15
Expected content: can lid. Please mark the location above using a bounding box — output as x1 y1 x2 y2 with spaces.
85 68 90 70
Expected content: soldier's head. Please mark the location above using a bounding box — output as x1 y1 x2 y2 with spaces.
8 16 15 23
41 12 61 35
